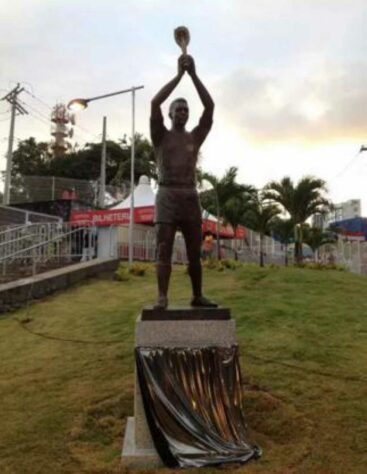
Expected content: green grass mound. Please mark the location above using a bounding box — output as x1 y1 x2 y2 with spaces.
1 264 366 473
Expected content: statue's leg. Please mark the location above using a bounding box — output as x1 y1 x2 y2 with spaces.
155 223 176 309
182 220 218 308
181 220 203 298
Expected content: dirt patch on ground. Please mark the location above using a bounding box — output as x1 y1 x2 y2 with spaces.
68 386 133 474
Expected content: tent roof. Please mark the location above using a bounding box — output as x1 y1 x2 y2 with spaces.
112 175 156 209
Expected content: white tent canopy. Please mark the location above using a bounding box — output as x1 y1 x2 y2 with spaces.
112 175 156 209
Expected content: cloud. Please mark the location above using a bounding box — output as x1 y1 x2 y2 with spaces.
218 59 367 143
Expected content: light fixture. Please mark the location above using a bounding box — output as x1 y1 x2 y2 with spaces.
67 98 89 112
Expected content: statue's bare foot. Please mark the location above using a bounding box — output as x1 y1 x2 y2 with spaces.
154 296 168 310
190 295 218 308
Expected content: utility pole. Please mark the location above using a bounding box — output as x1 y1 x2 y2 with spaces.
99 116 107 208
1 84 28 205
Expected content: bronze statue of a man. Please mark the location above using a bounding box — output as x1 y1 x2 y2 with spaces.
151 54 217 309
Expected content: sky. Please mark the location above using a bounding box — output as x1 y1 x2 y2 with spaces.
1 0 367 212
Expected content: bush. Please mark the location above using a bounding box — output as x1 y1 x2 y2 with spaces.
202 256 220 270
202 257 241 271
114 262 151 280
294 261 347 271
267 263 281 270
114 264 130 281
129 262 149 277
221 259 242 270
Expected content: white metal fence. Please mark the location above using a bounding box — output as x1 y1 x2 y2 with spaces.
323 238 367 275
114 224 287 265
0 223 95 280
0 205 61 227
0 221 289 282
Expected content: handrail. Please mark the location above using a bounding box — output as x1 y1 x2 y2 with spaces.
0 226 90 263
0 232 43 249
0 225 28 238
0 205 62 223
0 224 53 246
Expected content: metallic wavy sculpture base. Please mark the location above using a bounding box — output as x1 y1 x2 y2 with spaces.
135 345 261 468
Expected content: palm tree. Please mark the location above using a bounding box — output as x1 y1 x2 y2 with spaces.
272 217 294 266
244 192 281 267
200 167 255 256
200 167 243 216
303 226 337 262
264 176 330 262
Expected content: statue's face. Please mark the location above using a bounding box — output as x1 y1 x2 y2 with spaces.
170 101 189 127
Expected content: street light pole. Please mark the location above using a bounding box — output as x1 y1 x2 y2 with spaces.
68 85 144 265
99 116 107 208
128 89 136 265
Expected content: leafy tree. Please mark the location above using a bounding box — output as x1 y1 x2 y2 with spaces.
244 192 281 267
111 134 156 186
9 138 52 202
10 135 156 203
11 137 52 178
49 134 156 186
264 176 330 262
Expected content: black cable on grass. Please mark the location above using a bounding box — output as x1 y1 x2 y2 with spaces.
12 275 127 345
14 317 126 344
13 316 367 384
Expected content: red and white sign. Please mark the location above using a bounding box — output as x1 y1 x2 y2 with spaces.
70 206 155 226
70 207 246 239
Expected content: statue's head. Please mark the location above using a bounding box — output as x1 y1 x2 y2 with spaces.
169 98 189 128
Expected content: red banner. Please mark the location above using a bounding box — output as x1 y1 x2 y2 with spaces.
70 206 155 226
70 207 246 239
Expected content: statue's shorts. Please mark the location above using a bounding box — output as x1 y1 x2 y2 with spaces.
154 186 202 225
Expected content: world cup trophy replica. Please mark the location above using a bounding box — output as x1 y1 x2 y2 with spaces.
174 26 190 55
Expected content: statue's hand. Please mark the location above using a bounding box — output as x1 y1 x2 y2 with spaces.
183 55 196 77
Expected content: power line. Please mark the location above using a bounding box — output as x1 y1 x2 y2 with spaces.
23 89 52 110
8 85 116 145
333 150 361 180
21 97 100 142
27 111 51 128
18 99 50 123
23 89 101 141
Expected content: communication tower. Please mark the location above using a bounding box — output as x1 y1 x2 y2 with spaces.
50 104 75 157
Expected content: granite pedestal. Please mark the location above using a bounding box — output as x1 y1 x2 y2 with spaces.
121 306 236 468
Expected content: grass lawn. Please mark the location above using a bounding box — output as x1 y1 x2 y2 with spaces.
0 264 366 474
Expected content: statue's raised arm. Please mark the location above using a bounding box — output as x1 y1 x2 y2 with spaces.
183 55 214 115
